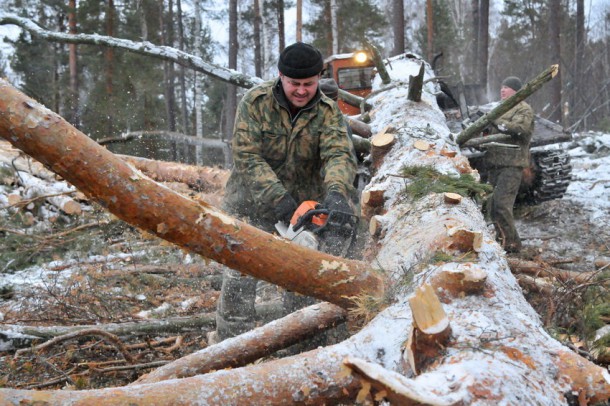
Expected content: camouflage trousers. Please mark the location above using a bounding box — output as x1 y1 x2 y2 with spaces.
215 268 321 341
215 210 319 341
486 166 523 253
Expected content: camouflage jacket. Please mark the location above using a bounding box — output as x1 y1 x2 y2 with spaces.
224 79 357 227
485 101 535 168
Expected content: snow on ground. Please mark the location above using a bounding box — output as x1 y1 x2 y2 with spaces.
517 132 610 267
563 132 610 218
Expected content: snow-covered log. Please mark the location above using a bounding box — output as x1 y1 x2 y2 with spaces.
0 53 609 405
0 141 56 181
14 171 81 214
0 313 216 351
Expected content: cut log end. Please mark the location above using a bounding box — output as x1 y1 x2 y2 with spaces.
362 189 385 207
430 264 488 297
370 127 397 169
369 215 384 238
446 227 483 253
443 192 462 205
405 284 451 375
413 139 430 151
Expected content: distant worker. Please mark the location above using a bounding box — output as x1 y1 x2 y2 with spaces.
212 42 357 342
482 76 534 253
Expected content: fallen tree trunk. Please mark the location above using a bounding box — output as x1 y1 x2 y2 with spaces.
117 154 229 192
0 313 216 350
0 52 608 405
135 302 346 383
0 79 384 311
508 257 609 287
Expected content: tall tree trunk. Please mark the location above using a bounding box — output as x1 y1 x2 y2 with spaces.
53 13 62 114
225 0 238 149
105 0 115 135
67 0 79 127
176 0 188 134
573 0 585 128
193 1 204 145
426 0 434 62
324 1 332 55
470 0 479 84
548 0 562 123
296 0 302 42
277 0 285 53
253 0 263 77
330 0 338 54
391 0 405 56
137 0 148 40
477 0 489 103
159 0 177 132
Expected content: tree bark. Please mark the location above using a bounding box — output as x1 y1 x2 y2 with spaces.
159 0 177 132
176 0 189 133
407 62 425 102
478 0 489 102
548 0 563 124
392 0 405 56
253 0 263 77
277 0 285 53
67 0 79 126
330 0 338 54
104 0 115 135
117 154 229 192
226 0 238 143
426 0 434 62
364 39 391 85
296 0 302 42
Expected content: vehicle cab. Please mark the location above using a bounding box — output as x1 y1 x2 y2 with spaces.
323 51 375 115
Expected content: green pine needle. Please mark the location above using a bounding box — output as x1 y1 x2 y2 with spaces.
400 165 492 201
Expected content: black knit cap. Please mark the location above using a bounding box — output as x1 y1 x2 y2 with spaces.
278 42 324 79
502 76 523 92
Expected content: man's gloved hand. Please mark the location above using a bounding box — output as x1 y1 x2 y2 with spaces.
323 191 353 223
274 193 298 224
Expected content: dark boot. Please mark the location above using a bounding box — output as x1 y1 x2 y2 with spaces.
215 268 258 341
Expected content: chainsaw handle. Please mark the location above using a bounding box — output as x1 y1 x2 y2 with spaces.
293 208 329 231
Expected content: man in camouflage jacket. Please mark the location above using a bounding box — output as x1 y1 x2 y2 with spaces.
214 42 357 341
482 76 534 253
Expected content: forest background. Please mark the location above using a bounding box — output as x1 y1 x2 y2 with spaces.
0 0 609 148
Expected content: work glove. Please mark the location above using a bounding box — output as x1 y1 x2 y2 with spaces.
323 191 353 224
274 193 298 224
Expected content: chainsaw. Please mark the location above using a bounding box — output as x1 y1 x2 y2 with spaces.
275 200 358 258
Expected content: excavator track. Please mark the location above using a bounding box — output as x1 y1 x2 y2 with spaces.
518 149 572 205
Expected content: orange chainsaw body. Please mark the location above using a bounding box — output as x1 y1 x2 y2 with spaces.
290 201 328 227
